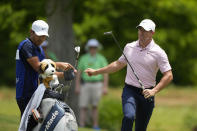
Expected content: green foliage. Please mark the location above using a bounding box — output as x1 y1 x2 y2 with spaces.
73 0 197 86
0 1 46 85
98 97 122 131
1 0 197 86
0 4 26 85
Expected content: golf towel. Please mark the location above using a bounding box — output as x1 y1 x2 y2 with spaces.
18 84 46 131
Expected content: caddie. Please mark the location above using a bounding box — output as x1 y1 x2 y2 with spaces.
15 20 75 117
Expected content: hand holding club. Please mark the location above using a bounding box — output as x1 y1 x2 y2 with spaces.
142 89 156 99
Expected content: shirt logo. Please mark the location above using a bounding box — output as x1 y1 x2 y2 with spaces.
16 50 20 60
16 78 19 84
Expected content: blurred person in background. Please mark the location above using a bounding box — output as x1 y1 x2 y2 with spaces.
85 19 173 131
41 40 59 61
75 39 108 130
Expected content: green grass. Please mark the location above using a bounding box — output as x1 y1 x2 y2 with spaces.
149 106 197 131
0 85 197 131
0 87 20 131
148 86 197 131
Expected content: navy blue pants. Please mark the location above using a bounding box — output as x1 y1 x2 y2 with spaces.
121 84 155 131
16 97 31 117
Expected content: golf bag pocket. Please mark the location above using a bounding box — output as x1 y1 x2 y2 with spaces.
39 101 65 131
32 109 43 123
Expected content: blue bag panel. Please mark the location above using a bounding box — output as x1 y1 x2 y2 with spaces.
40 102 65 131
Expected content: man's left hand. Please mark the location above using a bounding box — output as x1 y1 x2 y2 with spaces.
143 89 156 99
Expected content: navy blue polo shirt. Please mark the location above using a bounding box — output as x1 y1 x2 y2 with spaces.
16 38 45 100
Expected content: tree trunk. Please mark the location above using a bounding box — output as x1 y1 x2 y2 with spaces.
46 0 79 121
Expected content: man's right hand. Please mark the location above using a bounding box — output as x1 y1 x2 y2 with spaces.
84 68 97 76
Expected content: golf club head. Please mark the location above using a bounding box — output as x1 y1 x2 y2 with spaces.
104 31 113 35
75 46 80 53
64 68 75 81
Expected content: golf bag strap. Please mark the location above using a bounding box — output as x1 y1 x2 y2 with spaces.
40 102 65 131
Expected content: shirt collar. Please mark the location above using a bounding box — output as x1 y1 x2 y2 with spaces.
26 38 41 52
136 39 155 50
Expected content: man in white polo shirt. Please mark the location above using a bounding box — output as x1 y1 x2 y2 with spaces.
85 19 173 131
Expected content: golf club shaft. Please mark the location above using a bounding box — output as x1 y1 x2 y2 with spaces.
105 31 153 101
67 48 80 99
74 53 80 69
110 32 144 89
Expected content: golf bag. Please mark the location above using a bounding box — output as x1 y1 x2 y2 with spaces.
29 89 78 131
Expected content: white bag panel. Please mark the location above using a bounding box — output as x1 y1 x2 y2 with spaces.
33 98 78 131
54 112 78 131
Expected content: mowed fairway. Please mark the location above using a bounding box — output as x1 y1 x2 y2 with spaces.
0 85 197 131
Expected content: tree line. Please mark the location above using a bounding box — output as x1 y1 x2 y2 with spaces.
1 0 197 86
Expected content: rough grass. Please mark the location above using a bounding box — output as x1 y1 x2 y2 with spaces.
0 87 20 131
148 85 197 131
0 85 197 131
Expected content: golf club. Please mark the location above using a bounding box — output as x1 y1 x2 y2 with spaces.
67 46 80 85
74 46 80 68
104 31 153 102
65 46 81 98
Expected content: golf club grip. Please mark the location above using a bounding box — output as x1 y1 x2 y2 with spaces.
142 88 154 102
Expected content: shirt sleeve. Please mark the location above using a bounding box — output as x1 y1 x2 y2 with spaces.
118 45 127 64
157 50 172 73
20 42 37 59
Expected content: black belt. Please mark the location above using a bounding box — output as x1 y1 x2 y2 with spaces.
125 83 154 94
